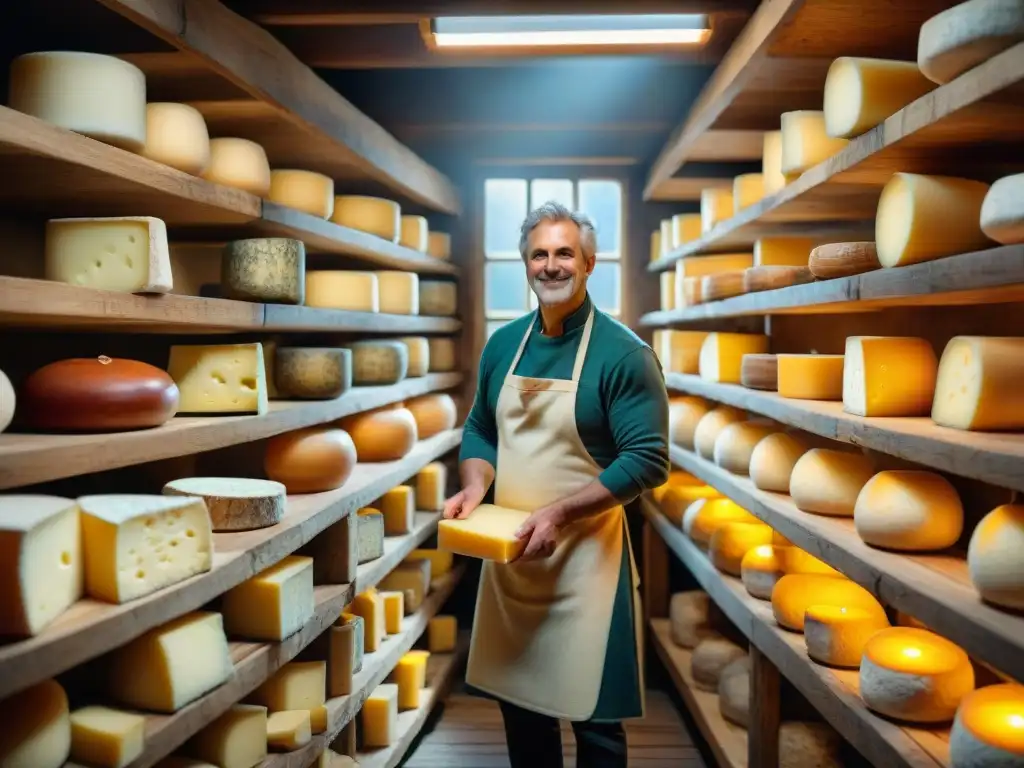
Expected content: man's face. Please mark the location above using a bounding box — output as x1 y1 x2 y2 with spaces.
525 220 594 307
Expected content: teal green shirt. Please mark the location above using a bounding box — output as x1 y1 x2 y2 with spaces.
461 294 671 502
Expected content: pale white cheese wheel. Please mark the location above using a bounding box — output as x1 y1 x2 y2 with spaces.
918 0 1024 84
854 470 963 551
331 195 401 241
668 591 713 649
203 138 271 197
713 421 778 475
691 636 746 692
749 432 813 493
269 169 335 219
9 52 146 151
790 449 875 517
141 103 210 176
0 369 15 433
718 655 751 728
949 684 1024 768
669 397 714 449
163 477 286 532
778 722 843 768
693 406 746 460
968 504 1024 609
981 173 1024 245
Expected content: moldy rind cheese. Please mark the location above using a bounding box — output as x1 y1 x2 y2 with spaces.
162 477 285 532
669 591 713 648
331 196 401 241
203 138 272 197
917 0 1024 85
141 102 210 176
221 238 305 305
274 347 352 400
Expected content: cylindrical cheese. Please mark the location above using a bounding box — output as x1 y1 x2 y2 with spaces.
843 336 938 417
875 173 992 268
804 604 890 668
9 52 146 151
932 335 1024 431
660 219 672 257
823 57 935 139
682 498 758 550
917 0 1024 85
762 130 786 195
718 656 751 728
771 573 887 632
306 271 379 313
420 280 458 317
691 637 746 692
428 338 457 372
949 684 1024 768
275 347 352 400
658 484 722 527
269 170 335 219
0 678 71 768
377 271 420 315
749 432 814 493
693 406 747 459
141 103 210 175
741 544 790 600
701 188 734 234
709 521 774 576
339 407 418 462
981 173 1024 245
809 241 881 279
347 340 409 385
698 333 770 385
777 354 845 401
780 111 849 177
163 477 286 531
854 470 963 551
203 138 271 197
968 504 1024 610
660 271 676 312
671 213 702 250
650 229 663 263
754 237 816 268
778 722 843 768
400 216 429 252
222 238 305 305
734 173 765 210
655 331 709 374
427 231 451 260
860 627 975 723
669 397 715 449
669 591 713 649
740 354 778 391
331 196 401 242
713 422 778 475
0 370 15 433
790 448 876 517
406 394 457 439
396 337 430 377
264 427 357 493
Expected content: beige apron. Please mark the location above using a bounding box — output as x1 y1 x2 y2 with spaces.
466 308 645 721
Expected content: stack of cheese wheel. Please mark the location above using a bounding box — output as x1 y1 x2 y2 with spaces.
950 684 1024 768
682 498 758 550
771 573 886 632
668 591 714 648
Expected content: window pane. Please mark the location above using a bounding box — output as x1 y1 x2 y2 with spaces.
485 261 530 317
487 320 509 339
579 180 622 256
530 179 574 210
485 179 527 257
589 262 621 315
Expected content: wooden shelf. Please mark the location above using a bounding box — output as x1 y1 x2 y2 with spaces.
0 429 462 700
262 304 460 333
643 506 946 768
665 372 1024 492
668 444 1024 688
649 619 748 768
0 374 462 490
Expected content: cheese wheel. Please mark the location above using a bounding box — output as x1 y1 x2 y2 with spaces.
682 276 703 306
331 196 400 241
749 432 814 493
221 238 305 305
808 241 881 279
932 335 1024 431
693 406 748 459
790 449 876 517
778 722 843 768
843 336 938 417
754 237 816 268
654 331 709 374
743 266 813 294
306 271 379 312
0 679 71 768
876 173 992 268
141 103 210 175
396 337 430 377
968 504 1024 609
163 477 286 531
762 130 786 196
777 355 844 401
771 573 887 632
203 138 271 196
652 469 705 500
683 498 758 549
918 0 1024 84
0 369 14 433
274 347 352 400
650 229 663 263
400 216 429 251
347 340 409 385
741 545 790 600
823 57 935 139
700 271 746 302
9 52 146 151
691 637 746 692
949 684 1024 768
428 231 451 260
340 407 418 462
660 272 676 311
676 253 754 279
419 280 458 317
804 604 890 668
671 213 702 250
782 548 842 578
780 111 849 176
377 271 419 315
20 357 179 431
734 173 765 210
713 422 778 475
269 170 335 219
658 484 722 527
669 397 714 449
709 521 774 576
428 338 458 372
740 354 778 391
660 219 672 257
701 188 734 234
854 470 963 551
860 627 974 723
699 333 770 384
718 656 751 728
406 394 457 439
669 591 713 649
264 427 357 493
981 173 1024 245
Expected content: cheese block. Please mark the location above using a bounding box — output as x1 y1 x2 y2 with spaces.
407 548 453 578
45 216 172 294
698 333 770 384
428 338 458 372
709 521 774 576
949 684 1024 768
701 188 734 234
713 421 778 475
654 330 709 374
310 704 326 734
808 241 881 279
0 679 71 768
876 173 992 268
264 426 357 493
0 496 82 637
191 704 267 768
399 216 429 251
141 102 210 175
362 684 399 747
9 52 145 150
843 336 938 417
396 336 430 377
777 354 845 400
380 560 430 612
741 545 789 600
671 213 703 250
168 342 269 415
854 470 964 551
380 486 415 536
203 138 271 196
222 555 314 641
676 253 755 279
438 504 530 563
0 369 13 433
932 335 1024 430
693 406 747 459
331 196 400 241
428 231 451 260
357 511 385 564
275 347 352 400
376 271 419 315
762 130 786 195
407 393 457 438
650 229 663 263
749 432 814 493
771 574 887 632
790 449 875 517
718 656 751 728
700 271 745 302
415 462 448 511
269 170 334 219
780 111 849 176
392 652 429 710
658 484 722 527
262 339 282 400
691 637 746 692
339 407 417 462
778 723 843 768
804 604 891 668
381 590 404 634
740 354 778 391
305 271 379 312
968 504 1024 609
221 238 305 305
69 706 145 768
162 477 285 532
346 340 409 385
754 237 816 267
303 513 357 584
669 591 712 648
420 280 458 316
860 627 974 722
668 397 714 449
109 611 233 712
251 661 327 711
734 173 765 209
660 271 676 311
79 494 212 604
682 498 758 549
918 0 1024 84
981 173 1024 244
327 621 358 696
341 613 365 673
660 220 672 257
429 615 457 652
823 58 935 139
266 710 311 751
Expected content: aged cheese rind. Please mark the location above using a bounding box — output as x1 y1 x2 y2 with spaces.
141 102 210 176
691 637 746 692
376 271 420 315
420 280 458 316
669 591 712 648
0 679 71 768
949 684 1024 767
804 604 890 668
917 0 1024 84
400 216 429 252
331 196 401 241
264 427 357 494
346 340 409 385
168 343 269 416
162 476 285 532
221 238 305 305
275 347 352 400
933 336 1024 431
222 555 314 641
381 560 431 612
708 521 774 576
808 241 880 279
854 470 963 551
843 336 938 417
428 231 451 259
203 138 271 196
683 498 758 549
790 449 875 517
268 169 334 220
740 545 788 600
778 723 843 768
740 353 778 391
305 271 379 312
823 57 935 139
780 111 849 176
669 397 714 449
981 173 1024 245
718 656 751 728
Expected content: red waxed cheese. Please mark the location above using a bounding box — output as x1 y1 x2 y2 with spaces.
19 356 179 431
406 393 457 439
264 426 357 493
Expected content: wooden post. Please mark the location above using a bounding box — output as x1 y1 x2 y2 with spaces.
748 644 781 768
642 520 670 620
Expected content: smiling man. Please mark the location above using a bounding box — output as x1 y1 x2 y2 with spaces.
443 201 670 767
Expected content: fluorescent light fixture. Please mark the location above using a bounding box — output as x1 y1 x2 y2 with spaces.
430 14 711 48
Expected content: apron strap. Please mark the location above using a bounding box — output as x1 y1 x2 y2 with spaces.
506 309 537 377
570 309 596 384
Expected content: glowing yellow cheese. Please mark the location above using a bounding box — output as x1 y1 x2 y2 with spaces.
981 172 1024 245
267 709 311 751
968 504 1024 610
950 684 1024 767
917 0 1024 85
693 406 747 459
429 615 457 652
203 138 271 196
349 590 385 652
69 706 145 768
931 335 1024 431
712 421 778 475
804 605 890 668
392 651 429 710
142 102 210 176
650 229 663 263
381 591 404 634
771 574 887 632
854 470 963 551
777 354 845 400
167 342 269 415
221 555 314 641
843 336 938 417
780 111 849 176
698 332 769 384
331 196 400 242
376 271 419 315
310 705 328 734
406 549 454 578
754 237 815 267
658 484 722 527
305 271 379 312
875 173 992 268
269 170 334 219
400 215 429 251
734 173 765 209
709 521 774 576
675 253 754 279
660 271 676 311
652 469 704 502
252 661 326 713
749 432 814 493
655 330 709 374
362 684 399 747
379 485 415 536
823 57 935 139
669 591 713 648
415 463 448 512
701 188 735 234
860 627 974 723
790 449 875 517
762 130 786 195
669 397 715 449
428 231 451 260
438 503 531 563
782 548 841 578
671 213 703 249
0 679 70 768
682 498 757 549
741 545 790 600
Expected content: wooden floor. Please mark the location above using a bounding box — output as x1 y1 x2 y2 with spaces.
402 690 707 767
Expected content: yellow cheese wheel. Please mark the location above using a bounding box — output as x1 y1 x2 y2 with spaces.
777 354 845 401
269 169 335 219
682 498 758 549
651 469 704 502
405 394 457 439
658 484 722 527
844 336 938 417
781 548 841 578
804 604 890 668
693 406 747 459
709 521 774 576
264 427 357 493
771 573 887 632
339 407 418 462
331 196 401 241
968 504 1024 610
203 138 271 196
671 213 702 250
790 449 876 517
932 336 1024 431
141 102 210 175
740 544 790 600
950 684 1024 767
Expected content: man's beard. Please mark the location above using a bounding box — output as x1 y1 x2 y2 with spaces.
530 273 580 306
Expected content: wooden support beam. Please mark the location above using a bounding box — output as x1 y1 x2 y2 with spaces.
643 519 671 621
749 645 781 768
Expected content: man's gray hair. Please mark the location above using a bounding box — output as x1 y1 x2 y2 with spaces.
518 200 598 261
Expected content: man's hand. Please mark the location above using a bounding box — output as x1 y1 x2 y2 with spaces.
443 484 487 520
513 505 566 561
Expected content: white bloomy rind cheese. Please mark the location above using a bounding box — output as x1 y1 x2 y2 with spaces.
854 470 963 551
671 213 702 250
9 52 146 150
222 555 314 642
331 196 401 242
45 217 172 294
859 627 975 723
419 280 458 316
780 111 849 177
168 342 269 415
268 170 335 220
790 449 875 517
108 611 234 713
968 504 1024 610
690 637 746 692
698 332 769 384
749 432 813 493
203 138 272 197
701 188 735 234
191 704 268 768
0 679 71 768
804 605 890 668
221 238 305 305
823 57 936 139
981 173 1024 245
668 591 712 648
733 173 765 210
163 476 285 532
917 0 1024 85
78 494 213 604
69 705 145 768
305 271 379 312
762 130 786 195
0 496 82 637
376 271 420 315
428 231 451 259
141 103 211 176
713 422 778 475
400 216 429 252
949 684 1024 768
843 336 938 417
875 172 992 268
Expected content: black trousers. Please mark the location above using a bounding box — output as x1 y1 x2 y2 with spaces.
498 699 627 768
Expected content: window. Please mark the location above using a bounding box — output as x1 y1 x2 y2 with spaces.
483 177 623 337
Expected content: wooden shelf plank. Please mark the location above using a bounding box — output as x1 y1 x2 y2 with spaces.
668 444 1024 688
640 245 1024 324
643 506 945 768
0 374 462 489
664 372 1024 492
262 304 460 333
0 429 462 700
649 619 748 768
